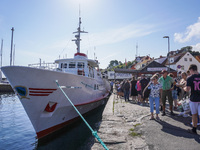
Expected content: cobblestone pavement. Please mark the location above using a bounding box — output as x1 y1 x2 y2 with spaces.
92 94 150 150
92 93 200 150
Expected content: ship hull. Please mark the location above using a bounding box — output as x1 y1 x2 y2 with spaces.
1 66 110 139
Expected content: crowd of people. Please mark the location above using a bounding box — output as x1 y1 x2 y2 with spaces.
112 64 200 134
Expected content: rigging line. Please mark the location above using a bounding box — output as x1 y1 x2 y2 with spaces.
58 34 74 58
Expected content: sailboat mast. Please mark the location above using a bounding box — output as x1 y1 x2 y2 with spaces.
13 44 15 66
0 39 3 67
10 27 14 66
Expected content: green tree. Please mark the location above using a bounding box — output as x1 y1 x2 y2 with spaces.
180 46 200 56
108 60 119 68
181 46 193 52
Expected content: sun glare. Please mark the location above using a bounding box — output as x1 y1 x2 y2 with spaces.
67 0 100 12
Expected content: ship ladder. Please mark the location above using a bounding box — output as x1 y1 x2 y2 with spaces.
55 80 109 150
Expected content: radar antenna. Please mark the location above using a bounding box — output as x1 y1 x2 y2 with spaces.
72 17 88 53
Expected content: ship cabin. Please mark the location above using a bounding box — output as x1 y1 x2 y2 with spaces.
55 53 101 79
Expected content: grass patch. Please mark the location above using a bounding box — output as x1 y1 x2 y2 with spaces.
129 128 134 132
133 123 141 128
129 126 142 137
129 128 142 137
129 131 141 137
113 100 115 114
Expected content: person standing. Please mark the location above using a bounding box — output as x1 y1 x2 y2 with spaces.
140 74 149 106
147 74 162 120
110 80 114 93
116 81 120 99
187 70 191 77
185 64 200 134
177 72 188 100
136 77 142 104
123 79 130 101
130 76 138 102
158 70 175 116
169 73 178 110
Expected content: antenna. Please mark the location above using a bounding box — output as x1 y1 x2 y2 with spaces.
135 42 138 58
79 4 81 17
72 14 88 53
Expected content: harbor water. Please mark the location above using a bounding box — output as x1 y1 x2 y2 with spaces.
0 93 107 150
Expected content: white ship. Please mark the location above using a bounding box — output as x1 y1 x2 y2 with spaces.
1 17 110 139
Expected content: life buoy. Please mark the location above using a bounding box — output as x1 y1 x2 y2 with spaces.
45 102 57 112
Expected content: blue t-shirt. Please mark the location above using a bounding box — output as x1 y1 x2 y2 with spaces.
186 74 200 102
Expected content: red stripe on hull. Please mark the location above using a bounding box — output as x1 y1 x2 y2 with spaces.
36 93 109 139
37 115 79 139
29 94 50 96
29 88 57 91
29 91 53 93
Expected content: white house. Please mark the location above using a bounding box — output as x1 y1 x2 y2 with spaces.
167 52 200 73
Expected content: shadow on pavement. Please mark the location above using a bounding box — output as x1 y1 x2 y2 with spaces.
155 119 200 143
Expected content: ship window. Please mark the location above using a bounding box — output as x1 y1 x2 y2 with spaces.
64 63 67 68
94 84 96 90
78 62 85 68
61 63 63 68
69 62 76 68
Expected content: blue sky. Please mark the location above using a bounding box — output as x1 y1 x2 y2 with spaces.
0 0 200 68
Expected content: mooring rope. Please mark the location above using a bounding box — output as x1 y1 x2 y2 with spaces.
55 80 109 150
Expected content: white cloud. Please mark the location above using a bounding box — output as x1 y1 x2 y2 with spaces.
38 22 158 59
174 17 200 43
99 52 121 62
87 23 157 47
192 43 200 51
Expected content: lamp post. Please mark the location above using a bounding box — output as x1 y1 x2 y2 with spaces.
163 36 170 71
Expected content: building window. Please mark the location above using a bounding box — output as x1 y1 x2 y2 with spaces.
189 58 192 61
69 62 76 68
170 58 174 63
181 66 184 70
77 62 85 68
184 58 187 61
64 63 67 68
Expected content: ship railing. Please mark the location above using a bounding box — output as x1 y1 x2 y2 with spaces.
28 62 58 71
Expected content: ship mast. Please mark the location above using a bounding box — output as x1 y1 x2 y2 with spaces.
72 17 88 53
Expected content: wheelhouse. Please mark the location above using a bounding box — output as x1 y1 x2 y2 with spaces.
55 53 100 79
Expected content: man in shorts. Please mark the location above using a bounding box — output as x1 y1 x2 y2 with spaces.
185 64 200 134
